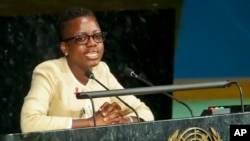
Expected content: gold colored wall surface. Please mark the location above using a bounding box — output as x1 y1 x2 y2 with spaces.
173 78 250 100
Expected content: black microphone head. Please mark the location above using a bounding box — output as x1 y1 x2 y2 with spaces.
124 67 154 86
124 67 138 78
85 70 95 79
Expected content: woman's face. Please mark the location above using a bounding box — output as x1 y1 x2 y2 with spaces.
60 16 104 71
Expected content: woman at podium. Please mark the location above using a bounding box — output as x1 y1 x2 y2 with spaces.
20 7 154 133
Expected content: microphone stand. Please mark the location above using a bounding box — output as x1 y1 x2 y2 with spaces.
231 81 244 112
85 94 96 126
125 67 245 114
126 68 194 117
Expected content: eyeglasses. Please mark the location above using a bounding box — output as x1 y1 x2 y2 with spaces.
62 32 107 45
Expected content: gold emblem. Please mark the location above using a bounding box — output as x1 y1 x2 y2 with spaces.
168 127 222 141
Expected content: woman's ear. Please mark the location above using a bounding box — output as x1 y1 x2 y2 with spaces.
60 42 68 56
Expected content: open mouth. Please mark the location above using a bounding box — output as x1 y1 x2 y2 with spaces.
85 51 98 59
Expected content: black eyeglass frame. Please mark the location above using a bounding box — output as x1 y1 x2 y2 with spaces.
62 32 107 45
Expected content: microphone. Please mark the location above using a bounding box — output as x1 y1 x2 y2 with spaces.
85 70 108 90
124 68 154 86
85 70 140 122
123 67 195 117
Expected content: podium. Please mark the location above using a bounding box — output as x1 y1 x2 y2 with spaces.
1 112 250 141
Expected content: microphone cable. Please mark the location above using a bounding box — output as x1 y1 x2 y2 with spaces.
124 67 195 117
85 70 141 123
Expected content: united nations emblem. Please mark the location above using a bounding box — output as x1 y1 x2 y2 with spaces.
168 127 222 141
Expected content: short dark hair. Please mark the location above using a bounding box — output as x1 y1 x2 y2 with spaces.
57 7 96 41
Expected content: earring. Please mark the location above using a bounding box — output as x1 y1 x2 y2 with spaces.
64 52 68 56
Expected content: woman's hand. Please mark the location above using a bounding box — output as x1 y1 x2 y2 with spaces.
72 102 131 129
97 102 126 125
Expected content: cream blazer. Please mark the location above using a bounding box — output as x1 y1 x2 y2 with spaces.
20 57 154 133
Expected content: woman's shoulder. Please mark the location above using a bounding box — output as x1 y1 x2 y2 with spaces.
94 61 110 71
34 57 66 72
92 61 114 78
